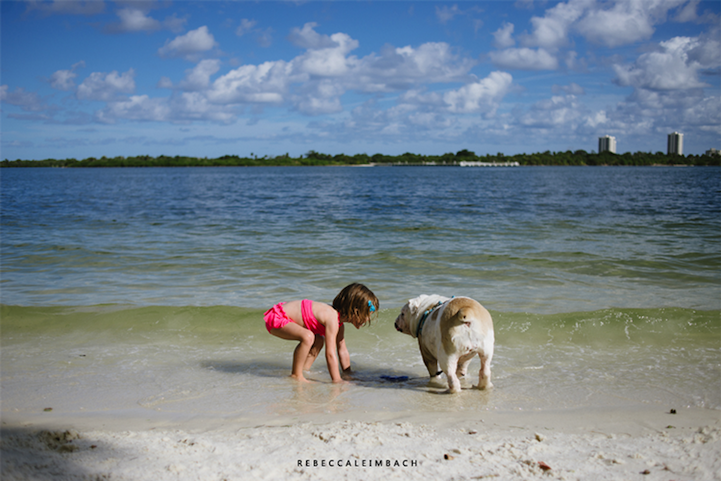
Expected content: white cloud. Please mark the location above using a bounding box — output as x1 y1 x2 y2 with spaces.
518 94 585 128
613 35 714 90
292 80 345 115
96 92 235 124
354 42 476 91
77 69 135 101
103 7 185 34
206 61 292 105
292 30 359 77
114 8 160 32
236 19 257 36
489 47 559 70
158 26 217 61
493 22 515 49
50 69 78 91
178 59 222 91
288 22 339 50
576 0 685 48
523 0 591 49
443 71 513 115
49 62 85 91
96 95 170 123
584 110 609 129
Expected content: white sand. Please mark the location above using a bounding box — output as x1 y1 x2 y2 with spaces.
2 408 720 480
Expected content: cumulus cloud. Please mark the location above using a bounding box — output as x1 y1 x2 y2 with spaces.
292 80 345 115
111 8 160 32
443 71 513 115
523 0 590 49
87 23 492 127
353 42 476 90
613 34 717 90
158 26 218 61
96 92 235 124
206 61 292 105
490 47 559 70
95 95 170 123
518 94 585 128
396 71 513 117
178 59 222 91
493 22 515 49
576 0 684 48
49 61 85 91
102 6 185 34
77 69 135 101
288 22 340 50
292 30 359 77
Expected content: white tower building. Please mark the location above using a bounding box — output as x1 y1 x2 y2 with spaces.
598 135 616 153
668 132 683 155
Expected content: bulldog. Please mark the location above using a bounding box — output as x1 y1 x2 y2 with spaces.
394 295 494 393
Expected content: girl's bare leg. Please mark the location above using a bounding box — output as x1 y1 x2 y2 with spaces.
304 335 324 371
270 323 316 382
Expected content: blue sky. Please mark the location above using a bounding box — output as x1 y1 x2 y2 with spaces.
1 0 719 160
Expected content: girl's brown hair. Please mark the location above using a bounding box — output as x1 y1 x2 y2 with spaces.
332 283 379 327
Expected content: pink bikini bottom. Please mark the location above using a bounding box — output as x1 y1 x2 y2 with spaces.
264 302 292 333
264 300 331 336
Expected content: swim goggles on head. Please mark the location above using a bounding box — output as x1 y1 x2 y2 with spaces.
368 300 376 312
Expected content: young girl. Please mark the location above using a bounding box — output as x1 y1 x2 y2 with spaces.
264 283 379 383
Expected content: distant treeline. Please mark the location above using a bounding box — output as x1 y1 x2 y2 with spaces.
2 149 719 168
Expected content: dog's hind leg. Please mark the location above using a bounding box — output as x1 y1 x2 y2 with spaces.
456 353 474 379
475 351 493 390
441 355 462 393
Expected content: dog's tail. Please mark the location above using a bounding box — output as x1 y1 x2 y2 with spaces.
454 306 484 328
446 301 493 333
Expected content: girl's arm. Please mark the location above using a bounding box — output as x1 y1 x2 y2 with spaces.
336 324 352 378
323 323 343 383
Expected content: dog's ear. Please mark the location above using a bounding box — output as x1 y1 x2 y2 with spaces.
408 295 429 314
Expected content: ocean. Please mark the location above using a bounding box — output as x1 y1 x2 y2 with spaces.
1 166 719 424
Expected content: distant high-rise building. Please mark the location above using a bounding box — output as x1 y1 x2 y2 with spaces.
668 132 684 155
599 135 616 153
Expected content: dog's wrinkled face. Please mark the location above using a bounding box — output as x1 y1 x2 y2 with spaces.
394 303 413 335
394 295 431 336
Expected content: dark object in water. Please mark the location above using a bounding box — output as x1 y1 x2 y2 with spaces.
380 375 409 382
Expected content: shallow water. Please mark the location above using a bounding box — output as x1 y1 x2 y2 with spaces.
1 305 718 421
1 166 719 421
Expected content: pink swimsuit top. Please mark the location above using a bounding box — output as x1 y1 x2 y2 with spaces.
301 299 340 337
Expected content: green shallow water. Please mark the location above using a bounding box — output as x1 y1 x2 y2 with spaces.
2 305 719 419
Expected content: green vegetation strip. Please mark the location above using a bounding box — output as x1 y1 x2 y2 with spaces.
2 149 719 167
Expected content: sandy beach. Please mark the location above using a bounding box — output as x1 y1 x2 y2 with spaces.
2 406 719 480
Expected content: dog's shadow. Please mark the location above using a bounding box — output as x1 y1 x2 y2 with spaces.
200 359 472 394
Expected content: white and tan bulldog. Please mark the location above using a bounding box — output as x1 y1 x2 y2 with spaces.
394 295 494 393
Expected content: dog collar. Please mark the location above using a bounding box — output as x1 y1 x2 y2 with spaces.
415 301 444 338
